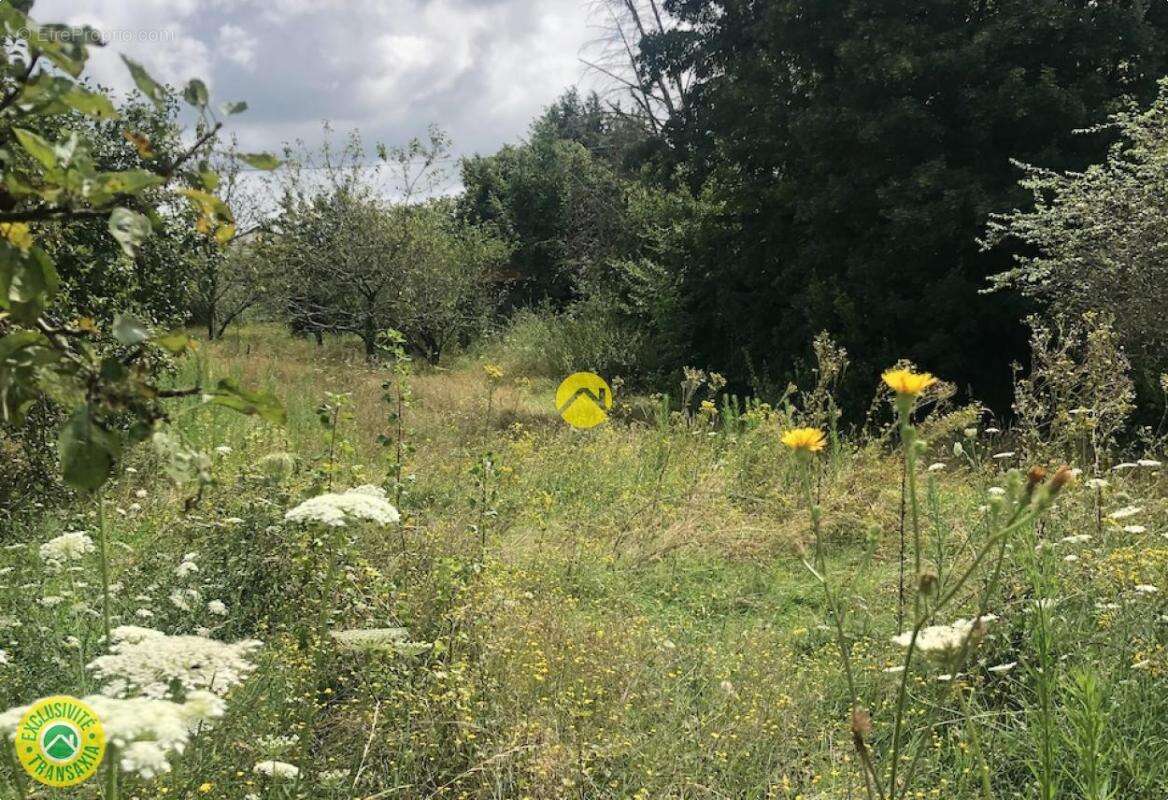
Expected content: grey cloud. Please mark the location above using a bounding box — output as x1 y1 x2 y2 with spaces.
35 0 601 159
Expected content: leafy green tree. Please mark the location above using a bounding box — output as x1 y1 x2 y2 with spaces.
985 78 1168 409
0 1 281 501
273 129 508 361
459 109 634 309
640 0 1168 410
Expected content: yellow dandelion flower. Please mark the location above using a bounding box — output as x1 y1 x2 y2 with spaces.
882 368 937 397
781 427 827 453
198 783 214 794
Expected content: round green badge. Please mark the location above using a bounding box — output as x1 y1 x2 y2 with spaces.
14 695 106 787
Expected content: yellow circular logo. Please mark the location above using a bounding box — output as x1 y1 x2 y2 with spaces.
555 372 613 430
14 696 106 787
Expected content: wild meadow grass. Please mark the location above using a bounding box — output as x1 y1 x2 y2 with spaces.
3 325 1168 799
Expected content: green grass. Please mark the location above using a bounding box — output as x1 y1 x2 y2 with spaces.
4 326 1168 800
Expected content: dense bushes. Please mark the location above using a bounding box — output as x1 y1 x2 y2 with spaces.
986 78 1168 413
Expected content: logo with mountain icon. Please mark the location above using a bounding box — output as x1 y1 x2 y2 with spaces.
556 372 613 429
14 695 106 787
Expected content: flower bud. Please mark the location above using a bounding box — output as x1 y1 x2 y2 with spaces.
918 568 939 599
1025 466 1047 499
851 706 873 739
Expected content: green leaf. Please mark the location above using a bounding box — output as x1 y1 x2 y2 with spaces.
239 152 280 171
108 207 151 257
221 100 248 115
29 24 98 77
59 404 122 493
121 55 168 108
208 378 286 425
112 313 150 346
14 128 58 170
0 244 60 322
94 170 165 197
182 78 209 108
15 75 118 119
0 330 56 424
154 331 196 355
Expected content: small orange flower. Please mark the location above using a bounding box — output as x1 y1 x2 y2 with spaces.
781 427 827 453
882 368 937 397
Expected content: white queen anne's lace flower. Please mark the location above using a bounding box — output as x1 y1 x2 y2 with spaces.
891 615 998 655
39 531 95 565
87 626 261 699
1109 506 1143 520
285 485 400 528
254 760 300 779
80 692 226 779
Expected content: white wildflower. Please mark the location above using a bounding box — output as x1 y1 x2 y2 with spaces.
285 485 400 528
174 560 199 579
319 769 350 787
120 741 172 779
984 427 1001 434
135 489 148 499
0 650 8 666
39 531 95 565
988 487 1006 497
257 733 300 755
1063 554 1079 563
253 760 300 779
215 445 233 456
927 462 946 472
882 665 905 674
1124 525 1148 534
40 595 64 608
987 662 1016 674
1108 506 1143 520
1060 534 1092 544
0 703 30 740
207 600 228 616
169 588 201 611
1085 478 1109 490
1114 462 1139 471
891 615 998 655
992 451 1015 460
1134 584 1159 594
1138 459 1162 468
87 626 261 699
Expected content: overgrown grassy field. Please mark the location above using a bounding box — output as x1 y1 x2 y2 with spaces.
4 326 1168 799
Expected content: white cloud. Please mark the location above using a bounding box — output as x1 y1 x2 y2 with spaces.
217 24 257 70
33 0 600 161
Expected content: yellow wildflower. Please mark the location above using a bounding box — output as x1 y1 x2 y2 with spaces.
781 427 827 453
198 783 214 794
483 363 504 381
882 368 937 397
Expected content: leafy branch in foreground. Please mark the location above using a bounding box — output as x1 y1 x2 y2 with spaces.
0 2 283 494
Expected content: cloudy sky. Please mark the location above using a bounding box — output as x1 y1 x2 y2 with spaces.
36 0 603 164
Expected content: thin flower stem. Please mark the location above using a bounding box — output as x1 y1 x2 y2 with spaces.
96 494 112 645
889 507 1035 799
104 748 118 800
799 456 883 800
